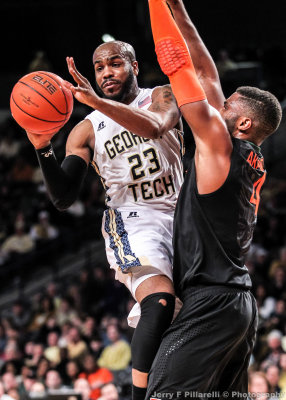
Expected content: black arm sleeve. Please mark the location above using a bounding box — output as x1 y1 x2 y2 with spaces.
36 144 88 211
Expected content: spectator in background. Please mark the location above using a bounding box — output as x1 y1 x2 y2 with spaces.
0 341 22 376
279 353 286 390
34 357 50 384
248 371 271 400
2 372 19 393
269 246 286 277
79 353 113 400
99 383 120 400
81 317 98 343
6 388 20 400
268 266 286 300
254 283 276 322
45 369 65 392
30 211 59 242
56 297 79 327
97 324 131 372
267 300 286 333
29 381 46 398
66 326 88 362
23 341 35 366
261 330 284 368
1 216 35 259
28 295 55 333
45 281 62 311
265 364 281 394
64 360 81 387
58 322 73 348
25 343 45 370
2 299 32 333
18 365 35 394
44 330 61 367
74 378 92 400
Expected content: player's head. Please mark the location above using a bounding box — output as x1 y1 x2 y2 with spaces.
220 86 282 145
92 40 139 103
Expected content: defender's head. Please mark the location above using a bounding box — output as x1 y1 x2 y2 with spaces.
220 86 282 145
92 40 139 103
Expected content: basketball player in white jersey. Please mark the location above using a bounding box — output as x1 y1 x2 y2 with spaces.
25 40 183 400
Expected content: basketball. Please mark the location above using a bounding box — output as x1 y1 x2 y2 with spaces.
10 71 73 134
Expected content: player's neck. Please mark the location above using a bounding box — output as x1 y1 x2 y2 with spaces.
122 85 140 105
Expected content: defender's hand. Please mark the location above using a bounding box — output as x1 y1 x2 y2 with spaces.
64 57 99 108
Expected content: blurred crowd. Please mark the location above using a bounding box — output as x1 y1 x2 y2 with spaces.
0 44 285 400
0 274 134 400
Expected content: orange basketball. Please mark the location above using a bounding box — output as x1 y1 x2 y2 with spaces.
10 71 73 134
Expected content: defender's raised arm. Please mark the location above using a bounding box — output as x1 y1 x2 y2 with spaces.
166 0 225 110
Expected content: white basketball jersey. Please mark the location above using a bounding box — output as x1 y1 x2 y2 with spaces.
85 88 184 211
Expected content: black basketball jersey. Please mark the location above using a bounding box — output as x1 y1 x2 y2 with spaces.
173 138 266 298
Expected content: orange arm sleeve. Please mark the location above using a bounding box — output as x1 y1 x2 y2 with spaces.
148 0 206 107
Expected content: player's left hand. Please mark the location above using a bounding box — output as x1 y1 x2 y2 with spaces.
64 57 100 108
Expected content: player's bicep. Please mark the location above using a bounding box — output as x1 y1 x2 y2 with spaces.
200 78 225 111
148 85 181 131
65 119 94 164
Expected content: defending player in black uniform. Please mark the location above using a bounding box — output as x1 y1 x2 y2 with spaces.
146 0 283 398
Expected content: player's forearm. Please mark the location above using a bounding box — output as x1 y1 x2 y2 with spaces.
36 145 87 211
91 97 166 139
167 0 219 81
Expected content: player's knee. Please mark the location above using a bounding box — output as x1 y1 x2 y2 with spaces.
140 291 175 329
131 292 175 373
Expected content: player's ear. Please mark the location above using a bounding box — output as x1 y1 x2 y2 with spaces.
132 61 139 76
237 116 252 132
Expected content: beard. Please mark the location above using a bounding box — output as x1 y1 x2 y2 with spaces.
225 114 238 136
95 68 135 102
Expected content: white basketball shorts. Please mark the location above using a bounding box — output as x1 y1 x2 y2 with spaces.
102 207 178 327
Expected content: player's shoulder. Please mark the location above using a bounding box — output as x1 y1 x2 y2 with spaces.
151 84 176 102
85 108 103 123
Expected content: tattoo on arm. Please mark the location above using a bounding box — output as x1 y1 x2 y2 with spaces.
162 87 173 104
151 86 175 112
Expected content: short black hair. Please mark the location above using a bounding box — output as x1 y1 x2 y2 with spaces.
236 86 282 141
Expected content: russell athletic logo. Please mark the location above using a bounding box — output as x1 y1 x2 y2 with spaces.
97 121 106 131
127 212 139 218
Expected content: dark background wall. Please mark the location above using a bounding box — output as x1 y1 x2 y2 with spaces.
1 0 286 107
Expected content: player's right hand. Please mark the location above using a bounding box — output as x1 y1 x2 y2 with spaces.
64 57 100 109
25 130 56 150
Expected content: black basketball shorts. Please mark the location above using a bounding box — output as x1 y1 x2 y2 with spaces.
145 285 258 400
